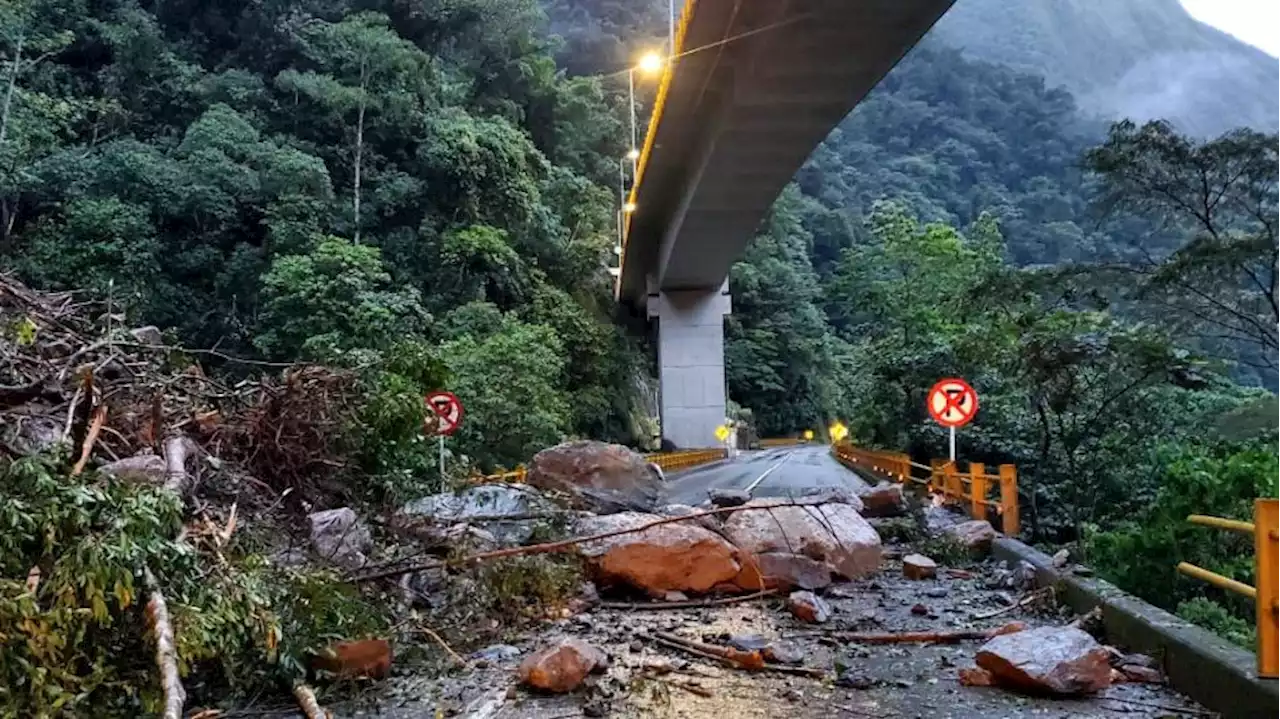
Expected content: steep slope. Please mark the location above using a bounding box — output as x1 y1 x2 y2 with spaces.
931 0 1279 136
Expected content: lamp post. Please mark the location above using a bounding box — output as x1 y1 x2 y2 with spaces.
627 51 665 179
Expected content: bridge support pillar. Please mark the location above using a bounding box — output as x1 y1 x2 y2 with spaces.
649 281 731 449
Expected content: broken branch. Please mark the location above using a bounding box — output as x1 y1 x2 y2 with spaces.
144 567 186 719
291 681 329 719
70 404 106 476
599 588 779 611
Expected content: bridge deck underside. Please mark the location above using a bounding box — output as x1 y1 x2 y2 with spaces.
620 0 954 304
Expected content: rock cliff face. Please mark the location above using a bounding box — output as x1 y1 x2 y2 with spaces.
931 0 1278 136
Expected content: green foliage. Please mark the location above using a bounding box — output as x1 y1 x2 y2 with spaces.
0 455 390 716
1175 598 1256 650
255 237 427 360
1084 439 1277 623
441 313 570 470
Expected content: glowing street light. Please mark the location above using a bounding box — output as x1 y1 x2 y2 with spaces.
623 201 637 213
637 51 664 76
626 147 640 160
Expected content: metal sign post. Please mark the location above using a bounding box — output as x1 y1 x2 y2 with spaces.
425 391 464 486
927 378 978 464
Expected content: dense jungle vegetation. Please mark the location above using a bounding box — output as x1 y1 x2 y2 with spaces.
1 0 1276 711
546 0 1278 645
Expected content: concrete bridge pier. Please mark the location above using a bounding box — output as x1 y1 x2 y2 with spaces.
648 280 731 449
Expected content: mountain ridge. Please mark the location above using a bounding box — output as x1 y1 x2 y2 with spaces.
930 0 1279 136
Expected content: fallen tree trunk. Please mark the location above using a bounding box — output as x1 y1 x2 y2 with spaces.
292 681 329 719
144 567 186 719
352 498 836 583
162 434 196 496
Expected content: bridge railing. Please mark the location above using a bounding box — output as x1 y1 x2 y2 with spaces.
831 441 1020 536
760 437 806 448
1175 500 1277 679
474 448 727 484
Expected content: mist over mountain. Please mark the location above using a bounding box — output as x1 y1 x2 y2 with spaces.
931 0 1279 136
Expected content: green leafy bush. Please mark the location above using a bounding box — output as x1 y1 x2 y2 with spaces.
0 455 389 717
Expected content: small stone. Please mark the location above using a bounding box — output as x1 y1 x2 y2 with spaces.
788 591 832 624
728 634 769 652
517 639 607 693
1051 548 1070 567
629 640 643 653
924 587 949 598
709 488 751 507
1119 652 1157 669
835 670 874 689
958 667 994 687
902 553 938 580
664 591 689 602
910 603 929 616
470 644 521 663
129 325 165 346
779 687 802 702
892 678 913 688
764 644 805 665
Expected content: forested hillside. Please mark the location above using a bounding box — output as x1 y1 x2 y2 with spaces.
1 0 651 470
544 0 1278 642
933 0 1280 137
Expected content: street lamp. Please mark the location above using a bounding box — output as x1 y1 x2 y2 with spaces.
628 51 665 177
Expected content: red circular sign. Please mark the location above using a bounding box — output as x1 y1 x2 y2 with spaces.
424 391 464 436
927 378 978 428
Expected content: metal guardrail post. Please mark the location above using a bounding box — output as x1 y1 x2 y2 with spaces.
1255 498 1277 679
999 464 1019 536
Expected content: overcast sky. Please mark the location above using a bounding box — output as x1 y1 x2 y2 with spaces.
1181 0 1279 57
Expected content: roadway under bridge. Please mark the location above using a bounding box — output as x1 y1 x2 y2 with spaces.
618 0 956 448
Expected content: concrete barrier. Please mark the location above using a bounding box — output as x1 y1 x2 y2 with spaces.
993 537 1278 719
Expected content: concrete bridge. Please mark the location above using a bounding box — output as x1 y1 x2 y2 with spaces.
618 0 956 448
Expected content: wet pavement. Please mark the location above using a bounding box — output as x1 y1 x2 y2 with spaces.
661 445 868 506
321 531 1214 719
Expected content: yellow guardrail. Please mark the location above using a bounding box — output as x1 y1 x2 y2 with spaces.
831 441 1020 536
474 447 727 484
1176 499 1277 679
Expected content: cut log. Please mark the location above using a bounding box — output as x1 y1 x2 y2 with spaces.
292 681 329 719
162 434 196 496
144 567 186 719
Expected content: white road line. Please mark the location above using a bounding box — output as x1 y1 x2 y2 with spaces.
744 450 792 495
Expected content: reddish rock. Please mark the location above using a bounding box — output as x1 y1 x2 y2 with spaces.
310 639 392 680
910 603 929 616
976 626 1112 695
958 667 995 686
758 552 833 590
902 553 937 580
527 440 661 513
946 520 997 554
518 639 607 693
858 482 907 517
788 590 832 624
994 621 1030 636
723 500 882 580
576 512 740 595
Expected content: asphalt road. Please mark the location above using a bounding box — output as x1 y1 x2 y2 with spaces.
660 444 870 506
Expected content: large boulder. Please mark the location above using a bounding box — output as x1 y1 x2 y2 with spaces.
721 500 882 580
947 520 997 555
575 512 740 595
309 508 372 569
401 483 554 546
976 626 1112 695
527 440 661 513
756 552 833 590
